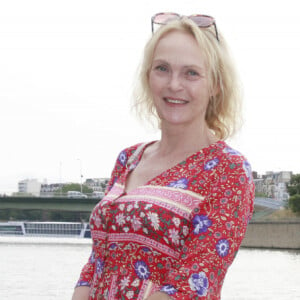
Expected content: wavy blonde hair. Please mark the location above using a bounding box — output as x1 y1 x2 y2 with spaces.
132 17 242 140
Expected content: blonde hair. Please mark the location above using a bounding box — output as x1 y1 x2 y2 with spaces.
132 18 242 140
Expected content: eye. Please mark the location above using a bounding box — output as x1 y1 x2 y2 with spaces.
186 70 199 77
154 65 169 72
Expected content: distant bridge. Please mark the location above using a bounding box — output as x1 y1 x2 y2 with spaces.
0 196 100 212
0 196 285 214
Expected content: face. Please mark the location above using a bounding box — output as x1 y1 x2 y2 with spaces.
149 30 211 128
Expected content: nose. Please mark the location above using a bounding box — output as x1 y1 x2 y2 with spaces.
168 73 183 92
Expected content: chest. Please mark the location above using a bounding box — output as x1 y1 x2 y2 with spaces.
125 154 190 193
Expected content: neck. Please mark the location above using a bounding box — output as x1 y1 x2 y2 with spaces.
156 121 217 156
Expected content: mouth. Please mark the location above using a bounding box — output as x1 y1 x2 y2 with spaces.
164 97 188 104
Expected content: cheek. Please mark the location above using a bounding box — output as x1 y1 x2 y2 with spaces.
149 72 165 95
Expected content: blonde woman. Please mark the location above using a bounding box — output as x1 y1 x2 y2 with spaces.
72 13 254 300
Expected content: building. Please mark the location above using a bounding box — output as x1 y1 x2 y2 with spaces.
18 179 41 197
40 183 64 197
84 178 109 192
254 171 292 200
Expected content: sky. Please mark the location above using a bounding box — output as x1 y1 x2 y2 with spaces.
0 0 300 194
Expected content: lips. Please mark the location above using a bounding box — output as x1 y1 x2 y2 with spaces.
164 97 188 104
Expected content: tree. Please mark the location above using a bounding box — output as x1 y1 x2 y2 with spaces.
55 183 93 196
287 174 300 212
287 174 300 196
288 194 300 213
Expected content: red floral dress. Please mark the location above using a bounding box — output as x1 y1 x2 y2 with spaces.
76 141 254 299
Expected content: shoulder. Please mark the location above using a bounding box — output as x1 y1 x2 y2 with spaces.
220 141 252 180
115 142 148 167
204 141 253 181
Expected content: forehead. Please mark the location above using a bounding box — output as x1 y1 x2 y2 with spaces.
153 30 206 67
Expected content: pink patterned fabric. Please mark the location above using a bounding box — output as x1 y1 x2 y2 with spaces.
76 141 254 299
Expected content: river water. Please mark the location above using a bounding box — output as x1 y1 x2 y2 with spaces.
0 236 299 300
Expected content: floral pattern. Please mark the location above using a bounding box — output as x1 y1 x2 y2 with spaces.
203 158 219 170
168 177 189 189
134 260 151 280
118 150 128 166
192 214 213 235
75 141 255 299
188 272 209 296
216 239 230 257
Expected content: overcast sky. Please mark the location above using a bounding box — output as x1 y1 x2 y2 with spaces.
1 0 300 194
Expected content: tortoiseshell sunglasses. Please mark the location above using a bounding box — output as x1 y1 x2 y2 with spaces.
151 12 219 41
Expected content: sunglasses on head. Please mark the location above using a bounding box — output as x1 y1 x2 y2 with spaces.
151 12 219 41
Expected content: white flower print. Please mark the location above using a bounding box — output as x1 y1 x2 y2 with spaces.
119 204 125 211
126 216 130 221
111 225 116 231
131 278 140 287
147 212 160 230
126 291 134 299
93 215 101 228
123 227 130 233
182 225 189 236
169 228 180 245
127 204 133 212
116 213 126 226
145 204 152 210
131 215 142 231
120 276 130 290
172 217 180 227
140 212 145 218
163 236 170 244
103 289 109 299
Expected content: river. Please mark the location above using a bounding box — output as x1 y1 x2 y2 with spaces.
0 237 299 299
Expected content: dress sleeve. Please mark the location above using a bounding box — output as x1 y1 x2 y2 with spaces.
75 145 135 287
157 163 255 299
75 247 96 287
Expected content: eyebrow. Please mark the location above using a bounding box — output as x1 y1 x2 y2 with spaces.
152 59 204 70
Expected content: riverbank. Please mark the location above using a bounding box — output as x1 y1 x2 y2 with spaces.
242 221 300 249
242 208 300 249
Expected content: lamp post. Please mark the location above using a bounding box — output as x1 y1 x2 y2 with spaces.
77 159 83 193
59 161 62 196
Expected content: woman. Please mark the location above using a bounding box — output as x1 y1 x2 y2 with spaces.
72 13 254 300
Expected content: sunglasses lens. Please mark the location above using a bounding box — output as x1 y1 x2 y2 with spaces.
153 13 180 25
189 15 214 27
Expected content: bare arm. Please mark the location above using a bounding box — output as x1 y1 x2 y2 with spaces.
146 292 172 300
71 286 90 300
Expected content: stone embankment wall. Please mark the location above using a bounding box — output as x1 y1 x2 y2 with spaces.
242 222 300 249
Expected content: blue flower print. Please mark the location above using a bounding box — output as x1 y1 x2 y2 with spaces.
89 250 95 264
76 281 91 287
192 215 212 235
109 243 118 250
188 271 209 296
223 147 241 156
243 160 252 181
134 260 150 280
118 150 127 166
168 178 189 189
96 258 105 275
204 158 219 171
160 284 178 295
142 247 150 252
216 239 230 257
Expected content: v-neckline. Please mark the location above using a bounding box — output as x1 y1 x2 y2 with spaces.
123 140 223 194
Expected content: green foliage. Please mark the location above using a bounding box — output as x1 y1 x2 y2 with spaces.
255 191 268 198
288 194 300 212
55 183 93 195
287 174 300 196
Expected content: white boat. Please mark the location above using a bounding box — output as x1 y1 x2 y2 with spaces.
0 221 91 238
